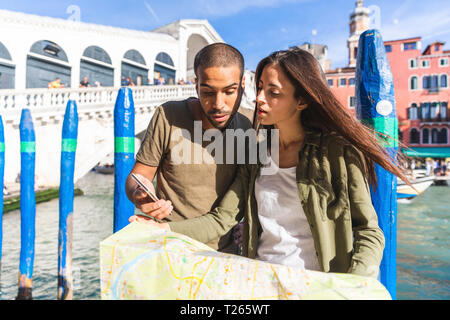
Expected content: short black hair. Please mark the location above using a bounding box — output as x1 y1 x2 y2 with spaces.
194 43 245 78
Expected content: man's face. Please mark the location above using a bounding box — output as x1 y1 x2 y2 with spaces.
196 65 245 129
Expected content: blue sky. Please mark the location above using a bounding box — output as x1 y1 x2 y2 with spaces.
1 0 449 70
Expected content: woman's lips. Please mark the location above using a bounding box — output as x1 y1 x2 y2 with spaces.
257 108 268 115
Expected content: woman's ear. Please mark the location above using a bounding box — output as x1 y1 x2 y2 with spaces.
297 100 308 111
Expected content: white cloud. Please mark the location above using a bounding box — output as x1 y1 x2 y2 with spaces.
380 5 450 42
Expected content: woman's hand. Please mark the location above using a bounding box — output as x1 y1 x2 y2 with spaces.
129 215 171 231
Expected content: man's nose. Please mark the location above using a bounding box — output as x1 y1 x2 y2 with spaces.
212 92 226 109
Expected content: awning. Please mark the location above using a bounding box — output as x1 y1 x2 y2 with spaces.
403 147 450 158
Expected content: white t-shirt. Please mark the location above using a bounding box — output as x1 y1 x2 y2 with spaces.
254 161 320 271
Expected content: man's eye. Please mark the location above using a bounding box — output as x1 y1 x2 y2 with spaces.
225 90 236 95
202 91 215 96
270 91 280 96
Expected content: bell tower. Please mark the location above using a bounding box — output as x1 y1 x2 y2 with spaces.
347 0 370 67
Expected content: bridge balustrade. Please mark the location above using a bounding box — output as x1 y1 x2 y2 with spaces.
0 85 197 122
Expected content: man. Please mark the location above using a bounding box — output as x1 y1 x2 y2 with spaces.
48 78 64 89
79 76 91 88
125 43 251 253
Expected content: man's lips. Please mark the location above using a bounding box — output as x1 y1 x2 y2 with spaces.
211 114 229 122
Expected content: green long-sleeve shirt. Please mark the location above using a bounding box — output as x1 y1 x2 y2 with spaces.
169 129 385 278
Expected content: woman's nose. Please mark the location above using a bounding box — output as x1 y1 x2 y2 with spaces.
256 90 266 105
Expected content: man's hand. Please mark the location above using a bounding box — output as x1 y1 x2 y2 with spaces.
233 222 243 247
130 173 173 220
129 215 171 231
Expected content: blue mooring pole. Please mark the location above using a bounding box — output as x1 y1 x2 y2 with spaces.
113 87 135 232
356 29 398 299
17 109 36 300
58 100 78 300
0 116 5 295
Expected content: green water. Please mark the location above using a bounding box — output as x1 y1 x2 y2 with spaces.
0 172 448 299
397 185 450 300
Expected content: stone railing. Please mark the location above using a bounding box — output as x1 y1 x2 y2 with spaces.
0 85 197 122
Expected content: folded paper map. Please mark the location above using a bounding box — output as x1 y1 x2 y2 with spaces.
100 222 391 300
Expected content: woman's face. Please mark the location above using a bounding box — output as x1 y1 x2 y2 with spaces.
256 63 304 126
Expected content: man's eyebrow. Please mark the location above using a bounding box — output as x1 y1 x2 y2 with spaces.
200 83 239 90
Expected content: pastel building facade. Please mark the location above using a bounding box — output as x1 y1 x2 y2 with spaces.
323 1 449 154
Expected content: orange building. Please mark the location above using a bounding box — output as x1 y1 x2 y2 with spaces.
323 1 449 156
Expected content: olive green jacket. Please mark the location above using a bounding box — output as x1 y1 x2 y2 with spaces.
169 130 385 278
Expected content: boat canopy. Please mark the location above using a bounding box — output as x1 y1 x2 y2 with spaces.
403 147 450 158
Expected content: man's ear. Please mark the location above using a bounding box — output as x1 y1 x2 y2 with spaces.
241 75 246 91
195 77 199 95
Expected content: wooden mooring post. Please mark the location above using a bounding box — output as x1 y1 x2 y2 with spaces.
113 87 135 232
356 29 399 299
17 109 36 300
57 100 78 300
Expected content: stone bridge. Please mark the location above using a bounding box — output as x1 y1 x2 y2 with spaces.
0 84 255 187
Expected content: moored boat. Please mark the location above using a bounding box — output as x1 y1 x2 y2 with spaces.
94 164 114 174
397 175 435 200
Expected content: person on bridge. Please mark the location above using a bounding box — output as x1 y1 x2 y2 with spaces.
79 76 91 88
48 78 65 89
131 48 411 278
125 43 252 253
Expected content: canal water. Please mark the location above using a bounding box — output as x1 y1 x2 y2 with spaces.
0 171 448 300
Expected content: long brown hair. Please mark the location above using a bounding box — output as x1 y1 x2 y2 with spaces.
253 47 409 187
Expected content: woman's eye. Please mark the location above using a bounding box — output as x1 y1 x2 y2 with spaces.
270 91 280 96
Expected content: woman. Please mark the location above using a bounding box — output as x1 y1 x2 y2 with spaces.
131 48 408 278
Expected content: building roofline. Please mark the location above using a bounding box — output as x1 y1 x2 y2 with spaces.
384 36 422 44
0 9 177 42
423 41 446 55
325 67 355 75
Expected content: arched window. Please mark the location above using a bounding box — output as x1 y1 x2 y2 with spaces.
154 52 175 85
408 103 418 120
422 128 430 144
421 103 430 120
438 128 448 144
27 40 70 88
430 102 439 120
124 49 146 65
440 74 448 88
410 76 418 90
155 52 174 67
82 46 112 64
409 128 420 144
30 40 68 62
122 49 148 86
430 75 439 92
423 76 430 89
80 46 114 87
0 41 15 89
187 34 209 79
441 102 448 121
432 128 439 144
